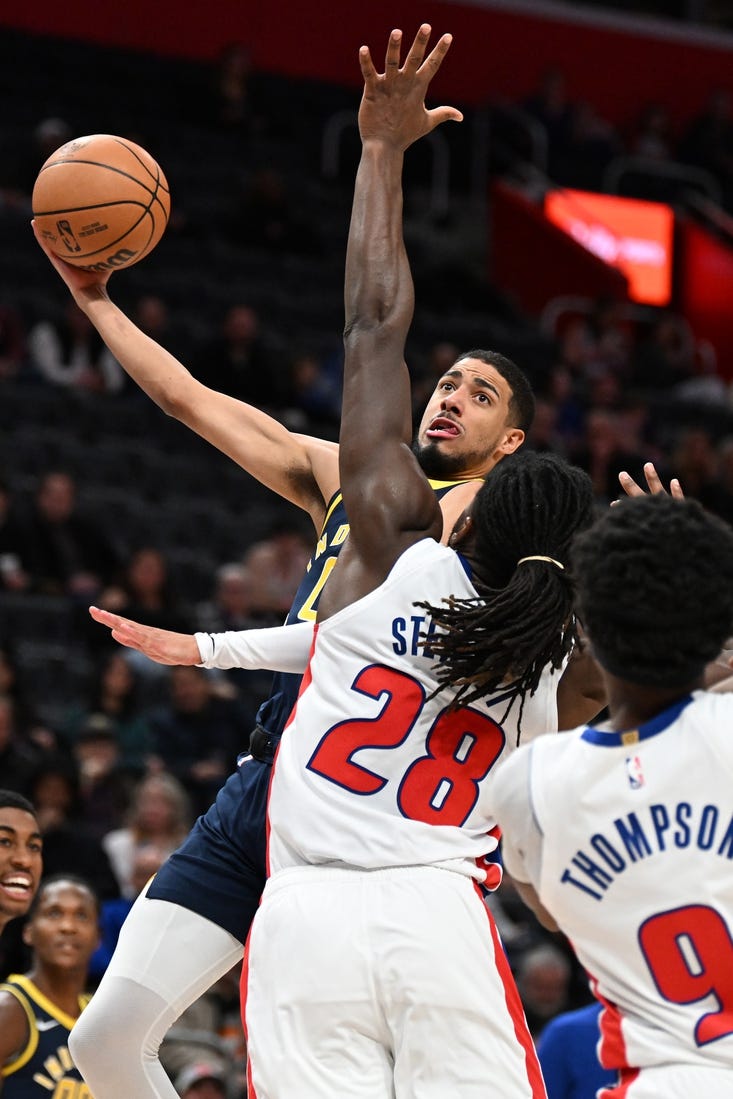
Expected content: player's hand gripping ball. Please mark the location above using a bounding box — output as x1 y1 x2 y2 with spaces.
32 133 170 272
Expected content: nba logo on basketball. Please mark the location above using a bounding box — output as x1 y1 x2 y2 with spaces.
625 755 645 789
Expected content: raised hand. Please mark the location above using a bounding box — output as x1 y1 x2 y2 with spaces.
89 605 200 665
357 24 463 152
618 462 684 500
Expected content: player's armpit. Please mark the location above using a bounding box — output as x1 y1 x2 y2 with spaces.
512 879 559 933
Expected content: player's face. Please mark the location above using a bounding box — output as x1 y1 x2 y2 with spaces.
0 808 42 925
414 359 524 480
25 881 100 972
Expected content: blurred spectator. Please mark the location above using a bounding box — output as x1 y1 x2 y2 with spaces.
62 651 153 774
195 563 273 712
28 754 120 900
231 166 321 255
0 303 28 380
708 435 733 526
102 545 190 636
28 300 125 395
131 293 189 365
0 643 47 742
528 399 565 455
103 772 191 898
163 964 245 1097
149 668 253 814
0 116 71 211
196 563 259 634
630 312 697 393
537 1000 616 1099
175 1061 227 1099
571 408 646 503
243 520 313 619
0 692 41 797
679 88 733 209
543 365 585 451
670 427 721 503
555 100 621 192
515 943 573 1039
522 67 575 177
71 712 137 840
88 842 167 986
288 347 342 430
631 101 673 161
204 42 258 135
193 303 289 409
0 478 30 592
15 471 119 598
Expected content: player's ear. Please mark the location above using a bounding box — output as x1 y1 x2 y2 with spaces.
498 427 524 456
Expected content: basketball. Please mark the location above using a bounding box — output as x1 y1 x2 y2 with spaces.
32 134 170 272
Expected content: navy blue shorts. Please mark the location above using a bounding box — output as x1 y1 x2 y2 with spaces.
146 753 271 943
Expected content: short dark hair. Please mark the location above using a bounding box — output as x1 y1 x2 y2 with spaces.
456 349 535 433
28 873 100 920
571 494 733 687
0 790 37 818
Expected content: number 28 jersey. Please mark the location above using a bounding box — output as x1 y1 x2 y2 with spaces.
266 537 560 883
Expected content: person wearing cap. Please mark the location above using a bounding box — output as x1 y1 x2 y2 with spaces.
175 1061 227 1099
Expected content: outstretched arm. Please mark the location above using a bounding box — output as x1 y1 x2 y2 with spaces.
330 26 463 601
31 225 338 528
88 606 313 673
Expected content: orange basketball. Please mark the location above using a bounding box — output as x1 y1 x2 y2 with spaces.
32 134 170 272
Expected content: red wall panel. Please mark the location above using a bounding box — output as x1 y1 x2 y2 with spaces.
1 2 732 128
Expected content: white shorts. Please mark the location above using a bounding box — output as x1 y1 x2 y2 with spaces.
607 1063 733 1099
243 864 545 1099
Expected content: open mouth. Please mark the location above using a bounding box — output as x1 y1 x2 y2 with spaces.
426 417 461 440
0 876 34 901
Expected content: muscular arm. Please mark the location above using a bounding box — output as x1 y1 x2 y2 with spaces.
322 27 463 614
31 227 338 528
0 992 30 1073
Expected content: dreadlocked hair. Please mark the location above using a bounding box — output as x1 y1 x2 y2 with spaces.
571 493 733 687
416 451 595 719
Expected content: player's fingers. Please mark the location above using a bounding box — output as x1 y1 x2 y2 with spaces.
426 105 464 129
418 32 454 78
89 605 123 628
670 478 685 499
358 44 377 84
384 28 402 74
617 471 643 497
642 462 665 495
110 627 144 653
403 23 432 70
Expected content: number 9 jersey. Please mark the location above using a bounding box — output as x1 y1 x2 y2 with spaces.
266 537 560 885
492 690 733 1092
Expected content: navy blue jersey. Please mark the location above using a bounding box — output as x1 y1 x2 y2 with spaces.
254 480 474 742
147 477 481 941
0 975 91 1098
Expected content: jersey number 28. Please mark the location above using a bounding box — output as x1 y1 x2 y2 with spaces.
306 664 505 827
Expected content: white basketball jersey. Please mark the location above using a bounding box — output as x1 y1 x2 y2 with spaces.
267 538 560 883
511 691 733 1073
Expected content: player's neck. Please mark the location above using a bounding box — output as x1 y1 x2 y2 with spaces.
602 673 702 732
27 967 86 1018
